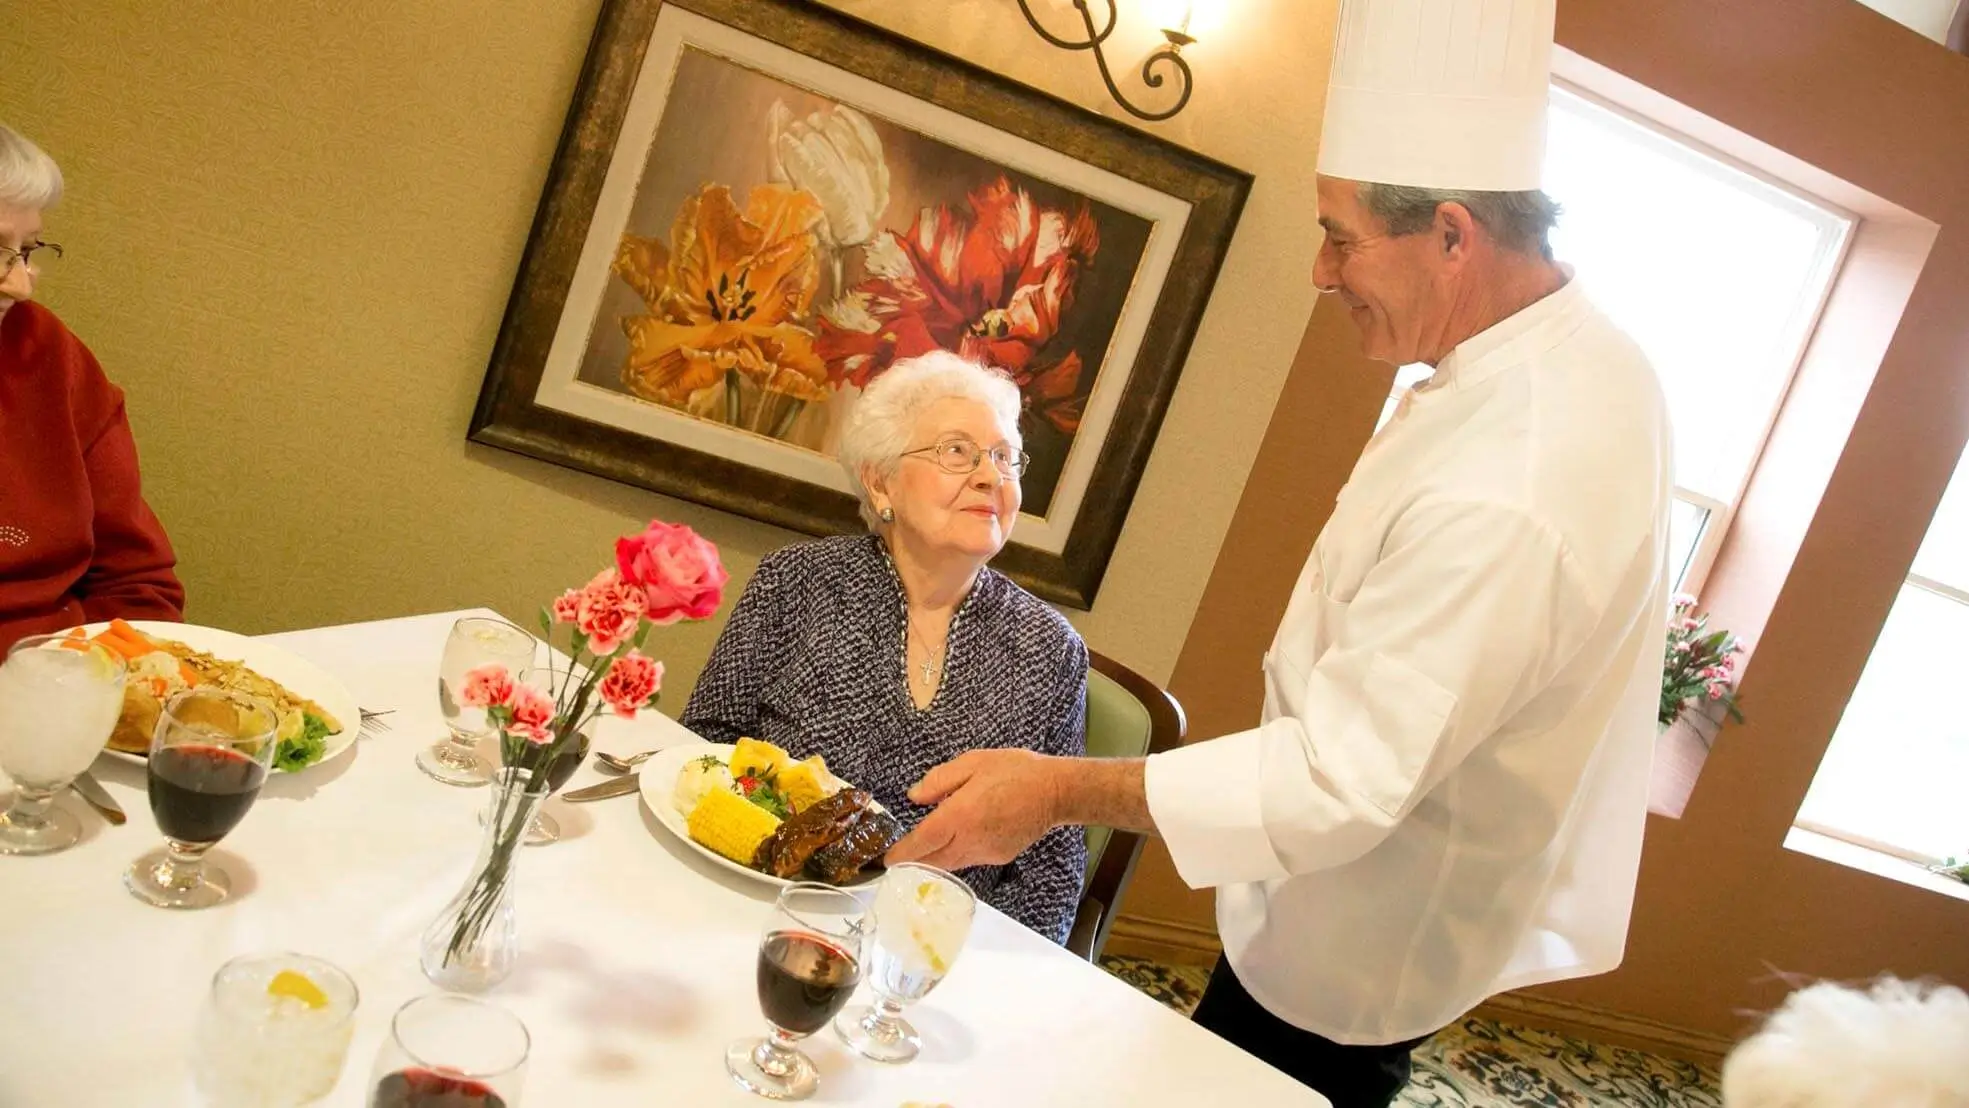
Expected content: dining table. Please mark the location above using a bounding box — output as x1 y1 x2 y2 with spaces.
0 608 1329 1107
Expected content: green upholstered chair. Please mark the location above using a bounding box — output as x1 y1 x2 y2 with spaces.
1065 650 1187 962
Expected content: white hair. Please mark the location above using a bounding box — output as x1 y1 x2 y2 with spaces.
1721 978 1969 1107
0 124 63 210
836 350 1023 530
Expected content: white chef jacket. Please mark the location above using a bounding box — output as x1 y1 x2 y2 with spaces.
1145 277 1670 1045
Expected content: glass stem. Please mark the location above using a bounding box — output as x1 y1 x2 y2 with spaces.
867 996 905 1031
4 785 56 829
161 839 213 888
753 1029 802 1077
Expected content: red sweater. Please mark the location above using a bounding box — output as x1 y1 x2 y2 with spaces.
0 301 184 651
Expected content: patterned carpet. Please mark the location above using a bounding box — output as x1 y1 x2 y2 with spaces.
1098 955 1723 1107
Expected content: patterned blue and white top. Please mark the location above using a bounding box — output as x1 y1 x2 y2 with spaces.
681 535 1089 944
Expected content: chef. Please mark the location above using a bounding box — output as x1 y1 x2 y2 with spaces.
886 1 1673 1105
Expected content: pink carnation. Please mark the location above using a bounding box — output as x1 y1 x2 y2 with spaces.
459 665 515 709
506 683 556 745
1707 685 1724 700
616 520 729 626
576 568 648 655
551 589 582 624
598 650 664 719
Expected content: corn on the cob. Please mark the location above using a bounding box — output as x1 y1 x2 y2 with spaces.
687 786 781 865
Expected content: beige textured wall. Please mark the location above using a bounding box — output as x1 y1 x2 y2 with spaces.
2 0 1331 697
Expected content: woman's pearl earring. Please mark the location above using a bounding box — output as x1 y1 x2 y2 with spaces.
879 506 895 523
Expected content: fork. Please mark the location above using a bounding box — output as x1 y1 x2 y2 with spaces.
359 708 395 737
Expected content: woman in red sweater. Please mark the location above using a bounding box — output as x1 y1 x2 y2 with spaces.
0 124 183 651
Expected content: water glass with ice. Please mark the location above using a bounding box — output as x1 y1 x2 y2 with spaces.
833 862 975 1064
0 634 125 856
419 618 536 788
193 952 359 1106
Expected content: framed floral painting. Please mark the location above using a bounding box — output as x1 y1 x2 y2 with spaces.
471 0 1249 608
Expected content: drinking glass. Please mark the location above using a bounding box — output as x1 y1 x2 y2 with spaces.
192 952 359 1106
727 883 867 1101
125 688 277 909
420 618 536 787
0 634 125 855
834 862 975 1063
367 994 529 1108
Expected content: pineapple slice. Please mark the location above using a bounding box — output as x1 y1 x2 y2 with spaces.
729 737 790 782
777 755 843 814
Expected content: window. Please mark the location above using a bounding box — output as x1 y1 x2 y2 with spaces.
1795 444 1969 865
1372 87 1853 593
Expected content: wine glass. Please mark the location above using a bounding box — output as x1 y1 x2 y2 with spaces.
420 618 536 787
368 994 529 1108
727 883 868 1101
192 952 359 1106
0 634 125 855
125 688 277 909
834 862 976 1063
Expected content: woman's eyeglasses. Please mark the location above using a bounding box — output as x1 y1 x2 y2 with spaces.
901 437 1031 479
0 241 60 276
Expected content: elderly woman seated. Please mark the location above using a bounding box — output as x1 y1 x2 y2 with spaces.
682 350 1088 943
0 123 183 652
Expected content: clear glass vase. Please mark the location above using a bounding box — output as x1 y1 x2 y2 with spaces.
419 766 546 992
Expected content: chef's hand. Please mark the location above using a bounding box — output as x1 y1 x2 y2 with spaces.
886 749 1062 871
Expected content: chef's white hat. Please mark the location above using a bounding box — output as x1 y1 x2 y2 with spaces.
1316 0 1557 192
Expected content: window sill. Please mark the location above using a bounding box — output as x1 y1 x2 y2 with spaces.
1783 826 1969 905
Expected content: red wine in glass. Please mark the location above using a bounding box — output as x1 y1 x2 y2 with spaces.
758 930 860 1035
370 1068 508 1108
148 744 267 843
541 735 589 796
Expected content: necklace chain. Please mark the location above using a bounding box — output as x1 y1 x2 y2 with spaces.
906 608 948 689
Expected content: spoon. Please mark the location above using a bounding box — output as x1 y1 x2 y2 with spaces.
593 748 661 774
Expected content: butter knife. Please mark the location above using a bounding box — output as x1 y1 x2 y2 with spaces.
563 774 642 803
72 771 127 826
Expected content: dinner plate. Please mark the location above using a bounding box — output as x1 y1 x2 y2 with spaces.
72 620 361 774
637 742 882 890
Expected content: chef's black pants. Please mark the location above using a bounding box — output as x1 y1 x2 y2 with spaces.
1192 957 1436 1108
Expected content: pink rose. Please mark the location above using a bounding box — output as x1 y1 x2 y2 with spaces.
576 568 648 655
551 589 582 624
506 683 556 745
616 520 729 625
459 665 515 709
598 650 664 719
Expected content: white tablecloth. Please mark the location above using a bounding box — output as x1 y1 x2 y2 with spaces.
0 609 1325 1107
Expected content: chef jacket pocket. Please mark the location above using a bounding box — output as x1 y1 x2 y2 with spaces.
1352 653 1459 819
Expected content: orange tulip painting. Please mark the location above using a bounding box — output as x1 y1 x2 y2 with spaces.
474 0 1249 609
612 184 832 437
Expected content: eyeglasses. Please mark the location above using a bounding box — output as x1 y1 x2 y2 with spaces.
901 437 1031 479
0 241 60 276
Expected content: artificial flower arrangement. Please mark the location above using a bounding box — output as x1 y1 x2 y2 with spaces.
1661 593 1747 728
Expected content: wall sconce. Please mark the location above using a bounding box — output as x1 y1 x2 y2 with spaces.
1015 1 1199 122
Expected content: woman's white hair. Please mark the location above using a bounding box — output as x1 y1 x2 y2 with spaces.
837 350 1023 530
1721 977 1969 1107
0 124 63 210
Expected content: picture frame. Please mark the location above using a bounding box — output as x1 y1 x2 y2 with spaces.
470 0 1250 608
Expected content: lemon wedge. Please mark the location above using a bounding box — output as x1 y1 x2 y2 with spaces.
266 969 329 1009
